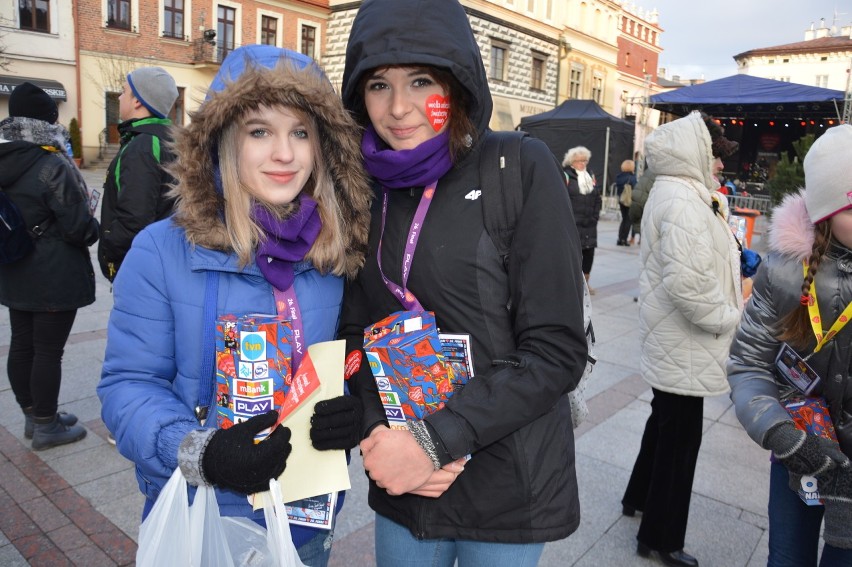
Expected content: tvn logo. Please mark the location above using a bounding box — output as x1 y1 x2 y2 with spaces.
367 351 385 377
240 331 267 361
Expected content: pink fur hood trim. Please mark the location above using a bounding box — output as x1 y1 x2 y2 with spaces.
767 190 814 260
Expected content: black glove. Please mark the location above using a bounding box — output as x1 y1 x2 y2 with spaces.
202 410 291 494
765 421 850 476
818 465 852 502
310 395 363 451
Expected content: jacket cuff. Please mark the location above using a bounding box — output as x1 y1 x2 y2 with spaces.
407 420 441 470
178 429 217 487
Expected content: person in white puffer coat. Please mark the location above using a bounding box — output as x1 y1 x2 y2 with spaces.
621 111 743 567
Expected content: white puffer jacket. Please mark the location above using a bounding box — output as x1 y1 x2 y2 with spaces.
639 112 743 396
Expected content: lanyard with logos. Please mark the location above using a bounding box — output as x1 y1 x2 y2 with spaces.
803 261 852 356
272 285 305 372
377 182 438 312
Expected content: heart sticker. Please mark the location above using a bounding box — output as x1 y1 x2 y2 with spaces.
426 94 450 132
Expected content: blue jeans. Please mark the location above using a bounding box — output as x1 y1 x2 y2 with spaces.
374 514 545 567
768 462 852 567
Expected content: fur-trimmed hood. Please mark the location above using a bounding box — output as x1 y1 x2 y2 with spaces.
767 190 814 261
170 45 372 277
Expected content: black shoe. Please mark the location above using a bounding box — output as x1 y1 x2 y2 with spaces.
617 240 627 246
31 415 87 451
637 542 698 567
23 409 78 440
622 503 637 517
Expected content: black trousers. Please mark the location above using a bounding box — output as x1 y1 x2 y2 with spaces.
618 204 632 242
622 388 704 552
7 308 77 418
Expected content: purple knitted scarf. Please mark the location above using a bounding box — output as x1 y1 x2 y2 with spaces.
253 193 322 291
361 125 453 189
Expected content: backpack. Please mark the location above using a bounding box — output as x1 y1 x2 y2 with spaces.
0 189 35 264
478 131 596 428
619 182 633 207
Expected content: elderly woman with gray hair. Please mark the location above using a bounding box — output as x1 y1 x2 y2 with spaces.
563 146 602 293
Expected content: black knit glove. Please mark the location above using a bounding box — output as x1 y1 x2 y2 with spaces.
765 421 850 476
818 466 852 503
310 395 363 451
201 410 292 494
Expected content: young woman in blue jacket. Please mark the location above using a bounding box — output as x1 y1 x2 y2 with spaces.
97 45 372 565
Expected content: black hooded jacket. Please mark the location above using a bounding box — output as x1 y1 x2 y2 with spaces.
339 0 585 543
98 117 176 281
0 140 98 310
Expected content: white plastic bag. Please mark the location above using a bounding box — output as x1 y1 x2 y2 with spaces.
262 479 308 567
137 468 281 567
137 468 192 567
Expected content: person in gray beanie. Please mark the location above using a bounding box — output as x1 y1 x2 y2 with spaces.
98 66 179 284
728 124 852 564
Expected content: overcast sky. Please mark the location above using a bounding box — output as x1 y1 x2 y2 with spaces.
647 0 850 81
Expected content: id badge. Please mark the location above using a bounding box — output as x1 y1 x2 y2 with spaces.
774 342 822 395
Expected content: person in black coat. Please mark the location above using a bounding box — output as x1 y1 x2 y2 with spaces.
0 83 98 450
615 159 638 246
564 146 602 293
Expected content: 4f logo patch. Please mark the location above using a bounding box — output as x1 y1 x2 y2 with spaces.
465 189 481 201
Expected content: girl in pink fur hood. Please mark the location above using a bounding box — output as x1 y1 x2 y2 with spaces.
728 124 852 563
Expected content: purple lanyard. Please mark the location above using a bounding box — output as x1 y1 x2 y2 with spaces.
273 286 305 372
377 182 437 311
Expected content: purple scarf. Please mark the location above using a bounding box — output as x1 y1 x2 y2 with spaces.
361 125 453 189
253 194 322 291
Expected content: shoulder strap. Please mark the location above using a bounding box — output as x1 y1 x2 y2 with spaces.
196 270 220 423
479 131 527 268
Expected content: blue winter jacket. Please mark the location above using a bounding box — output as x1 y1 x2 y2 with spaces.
98 218 344 545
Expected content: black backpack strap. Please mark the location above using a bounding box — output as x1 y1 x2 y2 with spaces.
479 131 527 268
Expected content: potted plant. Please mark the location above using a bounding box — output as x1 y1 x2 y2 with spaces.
68 117 83 168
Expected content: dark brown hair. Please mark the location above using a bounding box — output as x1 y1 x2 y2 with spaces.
776 221 832 348
353 65 477 162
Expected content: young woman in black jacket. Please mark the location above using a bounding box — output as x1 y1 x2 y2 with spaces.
337 1 588 565
0 83 98 450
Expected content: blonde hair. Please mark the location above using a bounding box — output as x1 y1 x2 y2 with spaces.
563 146 591 167
217 105 350 274
621 159 635 173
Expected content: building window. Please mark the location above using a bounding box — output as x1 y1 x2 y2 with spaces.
821 56 828 61
783 58 789 63
642 59 647 73
163 0 184 39
591 75 603 103
261 15 277 46
490 42 508 81
20 0 50 32
624 52 630 67
217 5 236 61
816 75 829 88
531 55 545 90
107 0 130 30
300 24 317 58
569 65 583 99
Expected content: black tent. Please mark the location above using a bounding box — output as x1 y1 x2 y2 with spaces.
519 99 635 189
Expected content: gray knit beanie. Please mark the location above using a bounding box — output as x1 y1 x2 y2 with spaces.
126 67 178 119
804 124 852 224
